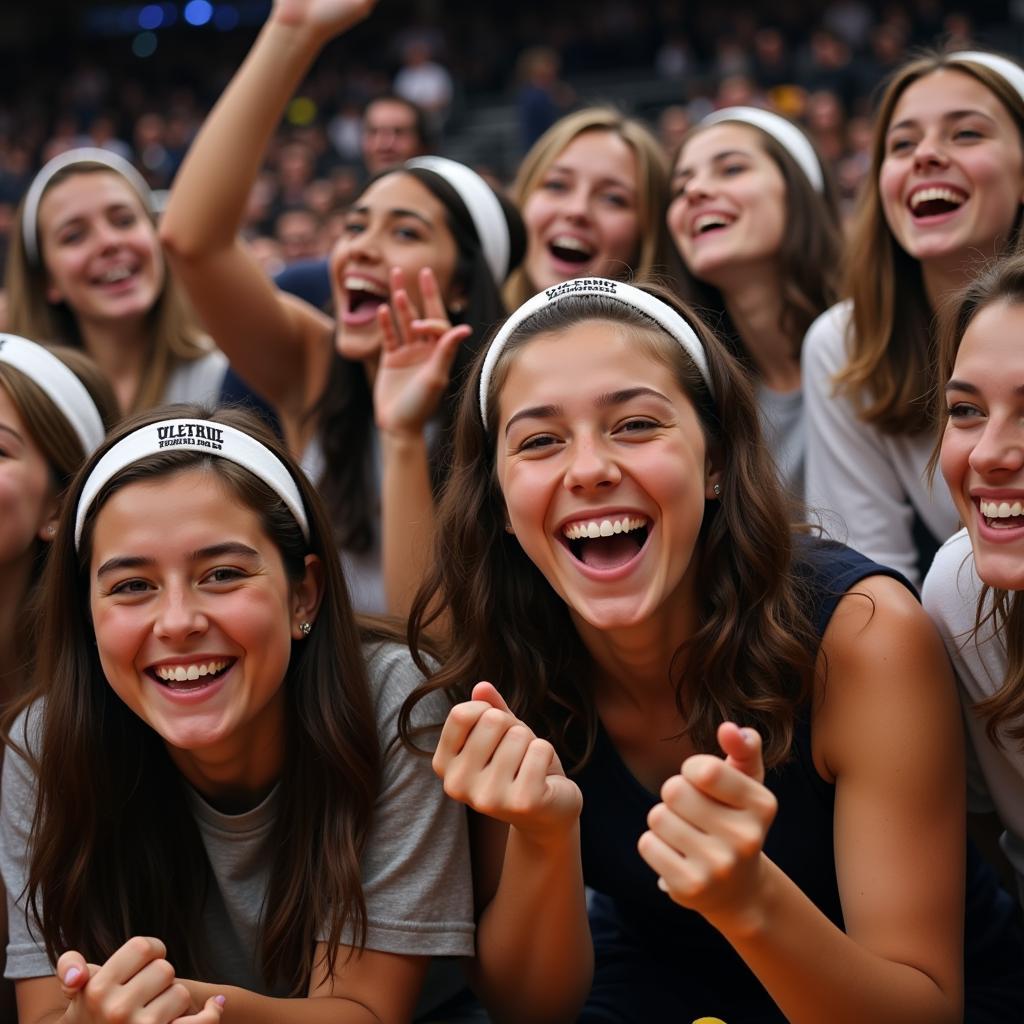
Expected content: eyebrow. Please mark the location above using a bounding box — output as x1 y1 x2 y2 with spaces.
504 387 672 435
946 379 1024 395
888 109 997 134
0 423 24 444
348 204 434 228
674 149 752 179
95 542 261 579
547 164 635 192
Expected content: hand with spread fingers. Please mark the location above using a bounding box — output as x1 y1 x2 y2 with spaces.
638 723 778 927
433 681 583 844
373 266 472 437
55 938 225 1024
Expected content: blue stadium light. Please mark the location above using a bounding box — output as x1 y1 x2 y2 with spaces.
184 0 214 26
138 5 164 30
214 4 241 30
161 2 179 27
132 31 159 57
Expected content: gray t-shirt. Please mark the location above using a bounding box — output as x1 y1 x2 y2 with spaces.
2 641 473 995
757 383 804 500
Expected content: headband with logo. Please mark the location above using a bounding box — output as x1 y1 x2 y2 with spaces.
0 334 105 455
700 106 825 193
405 155 511 284
74 419 309 548
950 51 1024 105
22 147 154 266
478 278 713 423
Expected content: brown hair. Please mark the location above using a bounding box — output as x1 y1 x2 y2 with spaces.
0 346 119 703
13 404 381 994
504 108 673 308
401 285 817 770
670 119 843 369
933 253 1024 744
837 51 1024 436
6 163 213 413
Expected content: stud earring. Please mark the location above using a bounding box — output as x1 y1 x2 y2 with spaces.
45 524 56 537
713 483 722 497
299 621 312 636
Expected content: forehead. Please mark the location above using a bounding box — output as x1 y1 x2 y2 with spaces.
0 380 35 442
355 171 447 220
955 299 1024 374
549 130 638 182
38 171 147 228
889 68 1015 129
677 122 770 168
365 100 417 129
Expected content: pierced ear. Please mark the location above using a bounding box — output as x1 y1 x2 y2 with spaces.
291 554 325 640
36 499 61 544
704 447 723 500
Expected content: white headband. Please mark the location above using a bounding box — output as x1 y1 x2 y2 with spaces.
949 51 1024 105
74 419 309 548
0 334 105 455
22 147 154 266
700 106 825 193
479 278 714 423
405 156 511 284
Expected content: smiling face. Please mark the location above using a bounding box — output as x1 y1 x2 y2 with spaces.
37 170 164 328
495 320 718 636
89 467 317 789
0 383 56 569
328 171 461 364
879 69 1024 269
668 123 788 289
940 299 1024 591
521 131 641 291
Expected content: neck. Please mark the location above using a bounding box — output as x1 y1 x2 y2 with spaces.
78 316 150 412
920 258 972 313
0 548 40 700
719 271 801 393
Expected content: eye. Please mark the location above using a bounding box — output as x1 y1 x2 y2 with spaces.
953 128 983 142
947 401 984 421
540 178 568 193
616 417 661 434
722 163 747 176
203 566 245 584
516 433 561 453
342 218 366 236
109 578 152 595
886 137 914 155
600 191 631 208
393 224 424 242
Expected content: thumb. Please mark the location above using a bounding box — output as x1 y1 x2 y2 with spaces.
55 951 91 1000
718 722 765 784
471 680 511 713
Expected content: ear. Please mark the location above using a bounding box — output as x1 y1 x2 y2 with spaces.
45 275 64 305
704 448 723 500
290 554 325 640
36 498 61 544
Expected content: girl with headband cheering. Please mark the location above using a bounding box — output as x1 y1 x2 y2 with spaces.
6 149 227 415
2 405 473 1023
803 50 1024 586
669 107 842 498
160 0 524 615
402 279 1024 1022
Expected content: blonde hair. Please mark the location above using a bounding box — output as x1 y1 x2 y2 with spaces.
6 163 212 413
837 51 1024 436
505 107 671 307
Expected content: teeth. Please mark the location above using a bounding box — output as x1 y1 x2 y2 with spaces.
979 499 1024 518
910 187 965 210
99 266 133 283
562 516 648 541
549 235 593 255
343 275 388 297
694 213 731 233
154 659 229 683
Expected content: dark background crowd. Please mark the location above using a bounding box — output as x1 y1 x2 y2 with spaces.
0 0 1020 285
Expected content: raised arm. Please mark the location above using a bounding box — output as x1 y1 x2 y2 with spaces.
160 0 376 422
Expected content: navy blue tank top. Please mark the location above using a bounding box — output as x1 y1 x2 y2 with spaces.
574 538 1024 1023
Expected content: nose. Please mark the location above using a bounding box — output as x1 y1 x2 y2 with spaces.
678 170 711 204
563 434 622 492
912 130 950 171
337 223 381 265
968 415 1024 477
560 183 592 222
153 582 208 643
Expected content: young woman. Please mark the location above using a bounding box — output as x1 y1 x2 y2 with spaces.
160 0 524 616
924 251 1024 906
503 106 671 309
0 334 118 703
402 279 1024 1023
1 404 473 1023
668 107 842 497
803 50 1024 586
6 148 227 415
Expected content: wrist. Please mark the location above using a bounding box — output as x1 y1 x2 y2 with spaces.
702 854 780 941
510 817 581 856
380 426 430 452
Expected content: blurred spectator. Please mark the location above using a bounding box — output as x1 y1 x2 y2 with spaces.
804 89 846 166
274 208 324 264
86 113 132 160
656 105 692 160
393 38 454 131
133 113 177 189
801 29 860 111
246 235 285 278
360 95 430 176
752 28 794 91
655 32 692 81
516 46 575 151
327 100 363 163
823 0 873 49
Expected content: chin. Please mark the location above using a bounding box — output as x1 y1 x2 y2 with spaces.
974 554 1024 594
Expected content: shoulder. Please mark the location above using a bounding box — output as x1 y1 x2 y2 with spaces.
362 640 449 730
801 300 851 371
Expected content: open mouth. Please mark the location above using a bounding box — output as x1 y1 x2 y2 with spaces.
979 498 1024 531
692 213 733 236
908 186 966 219
548 235 594 266
93 265 138 286
562 515 649 570
343 275 388 320
148 657 236 692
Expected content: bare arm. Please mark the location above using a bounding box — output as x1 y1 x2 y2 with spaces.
160 2 376 421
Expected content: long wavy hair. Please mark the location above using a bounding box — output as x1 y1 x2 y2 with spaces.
10 404 381 995
6 162 214 413
933 254 1024 745
0 346 119 705
669 119 842 370
503 108 674 309
837 50 1024 436
401 285 817 770
314 164 526 552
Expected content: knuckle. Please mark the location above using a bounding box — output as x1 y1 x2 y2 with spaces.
732 822 766 858
647 803 669 830
127 935 157 958
153 958 176 986
660 774 685 804
104 998 132 1024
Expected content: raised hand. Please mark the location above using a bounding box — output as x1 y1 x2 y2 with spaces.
637 723 777 927
56 938 225 1024
272 0 378 38
433 681 583 843
373 266 472 435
